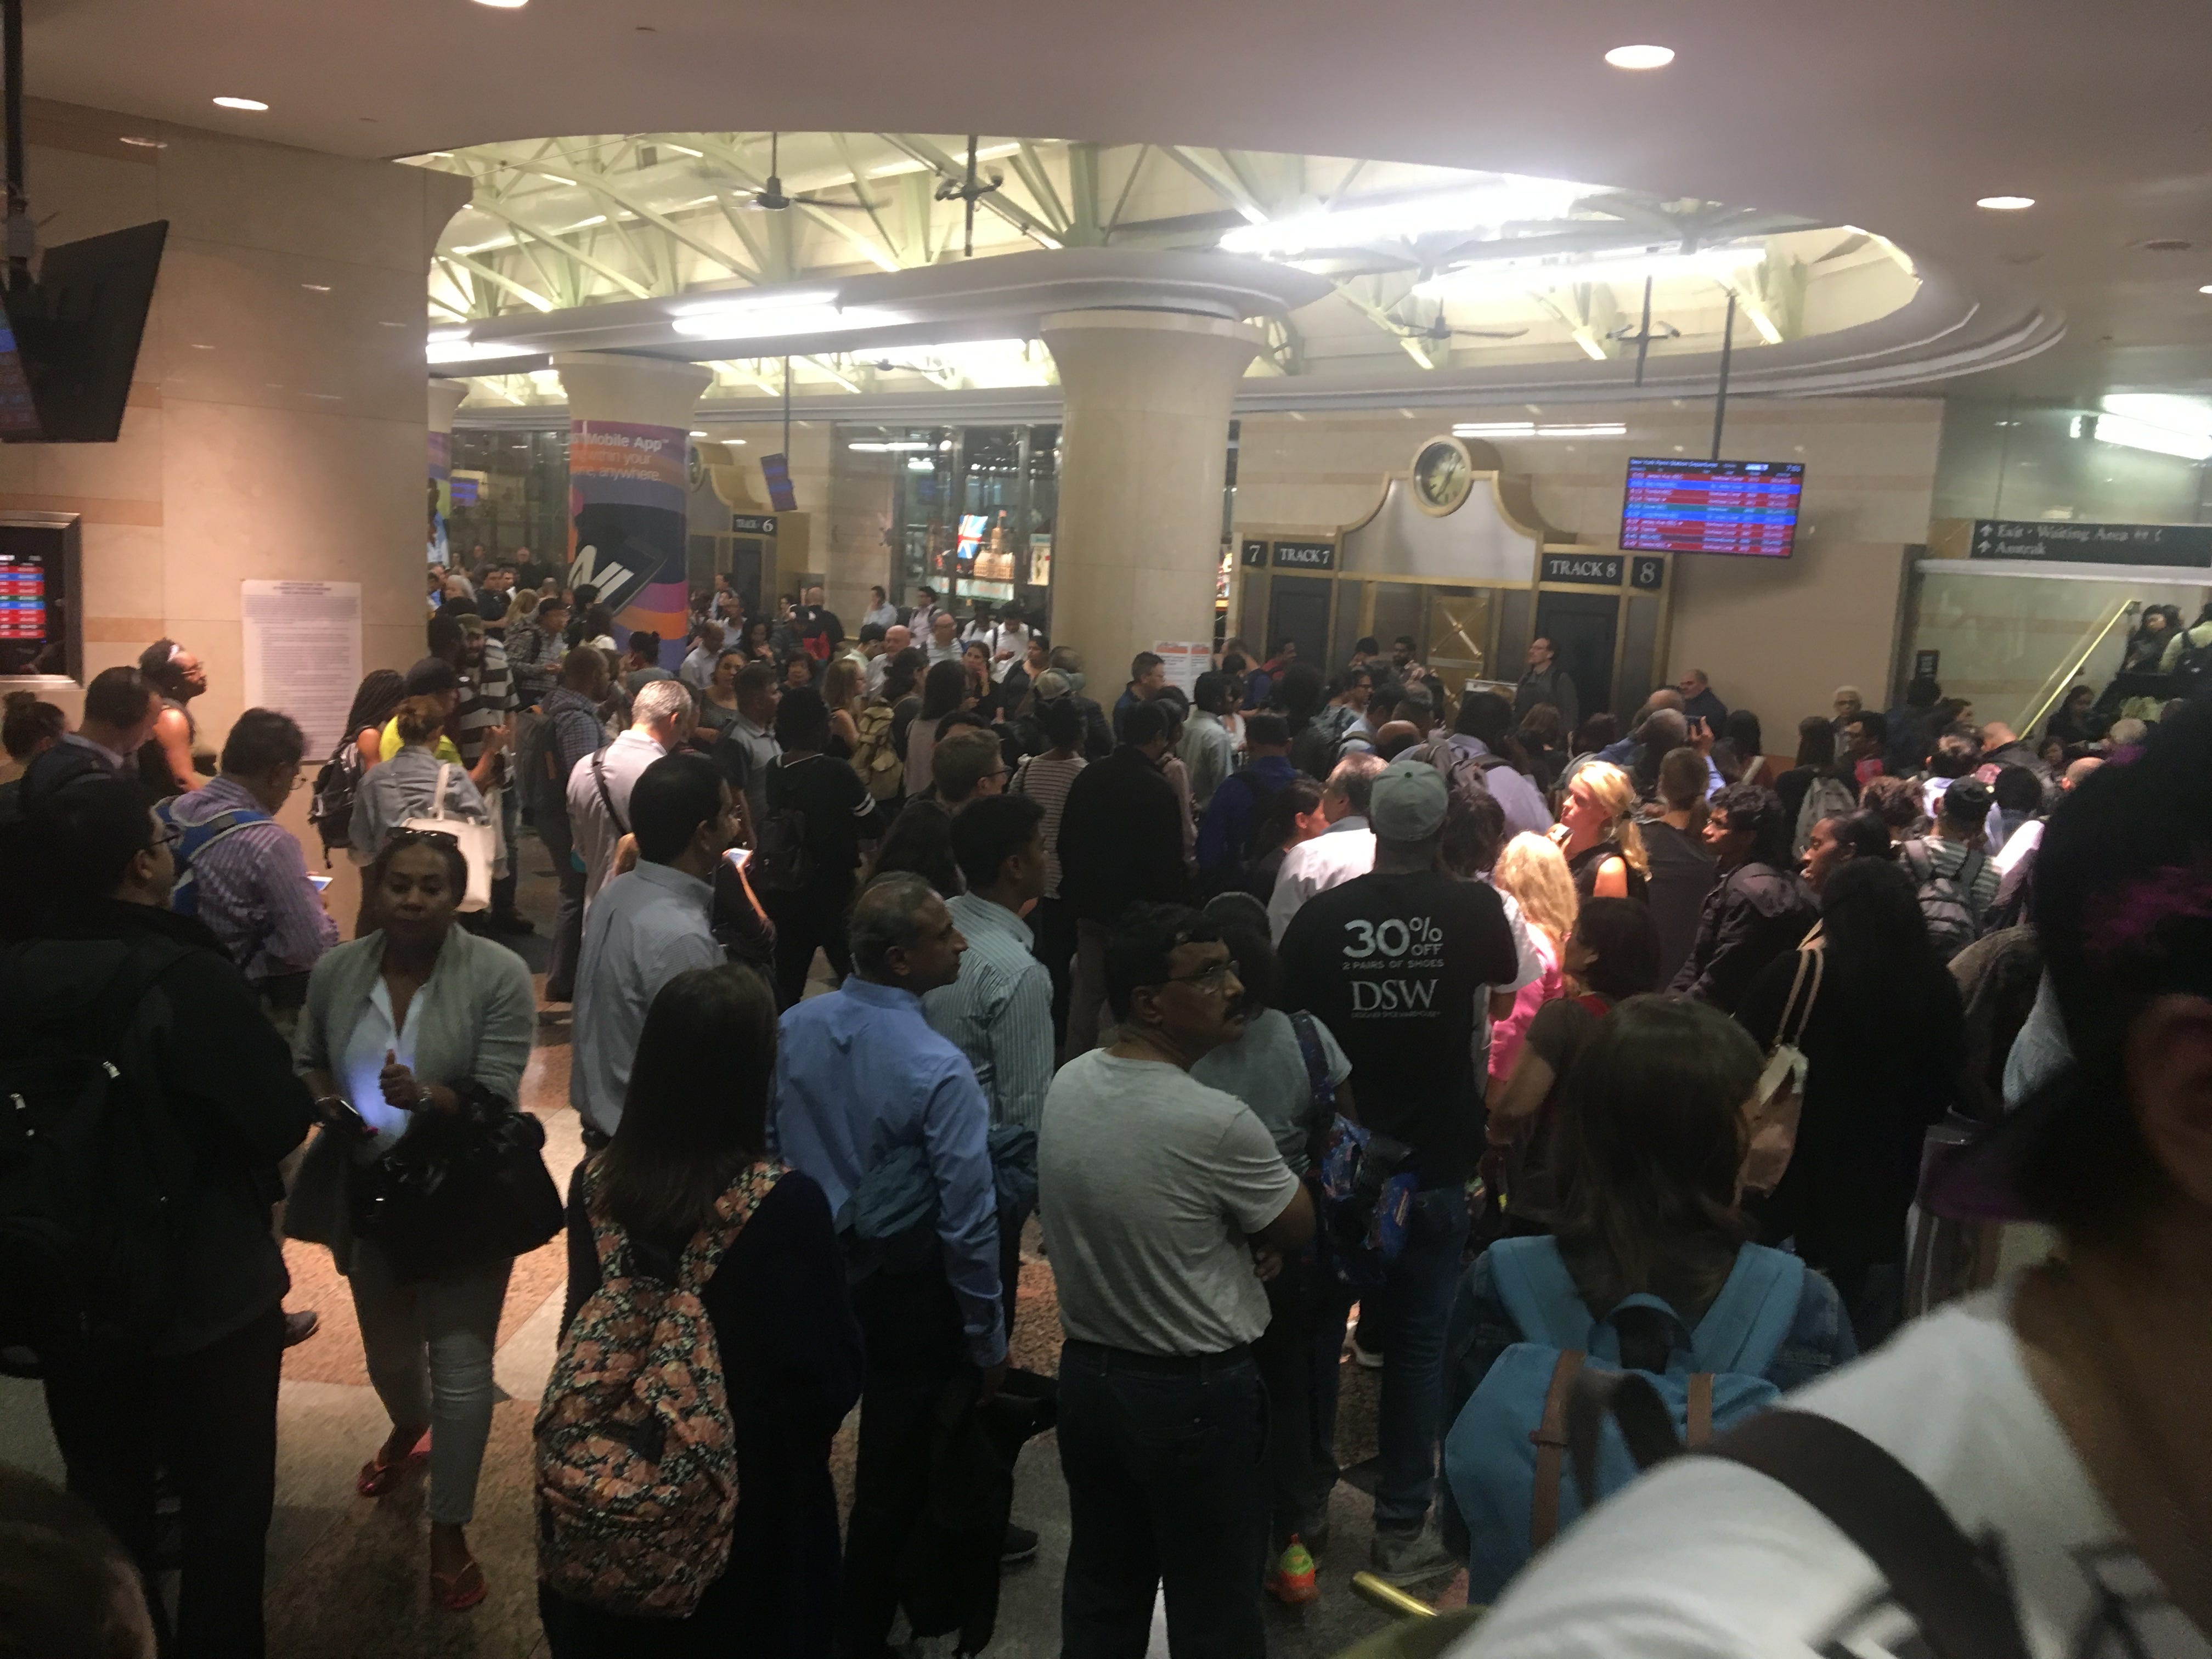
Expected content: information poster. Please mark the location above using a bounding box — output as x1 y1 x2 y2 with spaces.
1152 640 1214 698
241 580 361 758
568 419 687 667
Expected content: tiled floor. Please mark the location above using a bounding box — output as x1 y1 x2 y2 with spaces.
1 830 1459 1657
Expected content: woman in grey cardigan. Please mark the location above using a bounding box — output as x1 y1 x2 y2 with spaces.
287 830 534 1611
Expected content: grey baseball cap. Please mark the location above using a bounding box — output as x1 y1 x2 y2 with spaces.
1369 759 1448 840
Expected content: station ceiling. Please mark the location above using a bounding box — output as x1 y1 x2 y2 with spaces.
25 0 2212 402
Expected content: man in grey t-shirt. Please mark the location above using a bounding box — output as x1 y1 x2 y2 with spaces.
1041 903 1312 1659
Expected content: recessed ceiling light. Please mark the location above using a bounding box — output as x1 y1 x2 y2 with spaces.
119 136 165 149
473 0 529 8
2138 238 2195 253
2199 284 2212 295
212 96 268 111
689 430 708 437
1976 195 2035 211
1604 44 1675 70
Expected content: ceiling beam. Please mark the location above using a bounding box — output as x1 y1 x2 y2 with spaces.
568 161 760 284
675 132 905 272
877 133 1063 249
465 198 653 299
1161 146 1266 223
439 250 556 313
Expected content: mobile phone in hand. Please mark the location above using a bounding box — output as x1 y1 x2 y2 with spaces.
724 847 752 872
320 1097 373 1138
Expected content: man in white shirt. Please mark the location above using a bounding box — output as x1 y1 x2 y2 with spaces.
1042 903 1313 1659
678 620 726 690
861 584 899 633
564 678 691 904
1268 752 1386 940
569 752 736 1143
865 623 912 696
1453 705 2212 1659
926 610 963 667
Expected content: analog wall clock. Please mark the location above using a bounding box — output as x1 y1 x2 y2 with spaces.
1412 436 1475 516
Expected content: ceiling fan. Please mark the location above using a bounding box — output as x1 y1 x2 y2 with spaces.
935 134 1003 257
744 132 873 213
1385 303 1528 343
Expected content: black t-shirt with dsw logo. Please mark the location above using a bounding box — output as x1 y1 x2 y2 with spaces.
1278 870 1517 1188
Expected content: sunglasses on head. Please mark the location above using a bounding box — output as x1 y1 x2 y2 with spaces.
387 827 461 850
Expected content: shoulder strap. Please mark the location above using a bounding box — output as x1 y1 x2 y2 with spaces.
1009 754 1032 795
1286 1010 1335 1114
1486 1237 1594 1350
1900 838 1934 884
1700 1412 2032 1659
1571 993 1611 1018
1689 1244 1806 1374
1958 849 1987 904
1776 941 1826 1049
590 747 627 834
679 1161 786 1290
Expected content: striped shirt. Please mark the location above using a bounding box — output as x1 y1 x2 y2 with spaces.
505 619 565 708
924 893 1055 1133
1009 751 1085 899
164 776 338 980
453 637 514 770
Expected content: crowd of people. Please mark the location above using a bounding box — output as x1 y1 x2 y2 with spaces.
1 566 2208 1659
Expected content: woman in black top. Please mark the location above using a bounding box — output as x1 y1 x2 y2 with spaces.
1555 760 1650 901
540 964 864 1659
961 640 1002 722
759 688 886 1008
1735 856 1963 1346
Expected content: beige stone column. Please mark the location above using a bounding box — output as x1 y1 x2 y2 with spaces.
1040 309 1261 697
552 352 712 661
428 377 467 563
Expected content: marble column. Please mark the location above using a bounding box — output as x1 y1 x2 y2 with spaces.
552 352 712 666
427 377 466 566
1039 309 1262 701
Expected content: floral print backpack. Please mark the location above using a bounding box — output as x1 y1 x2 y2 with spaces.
534 1159 783 1616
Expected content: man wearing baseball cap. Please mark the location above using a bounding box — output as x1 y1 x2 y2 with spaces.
1452 702 2212 1658
1278 759 1517 1585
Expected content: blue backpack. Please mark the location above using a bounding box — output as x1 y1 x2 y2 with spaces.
154 800 270 930
1444 1235 1805 1602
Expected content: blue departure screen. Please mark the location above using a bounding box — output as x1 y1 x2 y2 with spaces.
1621 456 1804 558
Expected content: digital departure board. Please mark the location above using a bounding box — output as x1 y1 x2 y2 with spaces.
1621 456 1804 558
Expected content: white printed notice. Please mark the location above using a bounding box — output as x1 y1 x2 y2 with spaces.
1152 640 1214 698
241 580 362 758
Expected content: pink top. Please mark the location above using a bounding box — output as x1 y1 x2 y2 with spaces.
1489 927 1562 1087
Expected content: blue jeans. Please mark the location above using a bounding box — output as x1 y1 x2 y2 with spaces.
1323 1186 1469 1527
1057 1341 1267 1659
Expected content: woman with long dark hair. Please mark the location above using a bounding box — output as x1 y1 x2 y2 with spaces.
1444 996 1855 1593
758 689 885 1007
339 668 408 775
904 658 971 797
1735 855 1963 1344
1243 775 1327 901
539 964 862 1657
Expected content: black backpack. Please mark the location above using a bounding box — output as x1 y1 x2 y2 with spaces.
0 938 197 1368
1899 838 1988 963
751 759 815 894
2170 630 2212 697
307 735 365 862
1407 735 1516 798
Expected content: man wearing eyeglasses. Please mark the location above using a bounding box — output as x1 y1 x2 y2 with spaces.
1040 902 1313 1659
155 708 337 1018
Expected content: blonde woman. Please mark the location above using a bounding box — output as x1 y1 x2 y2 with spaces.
1489 832 1578 1086
1552 760 1649 901
821 656 864 758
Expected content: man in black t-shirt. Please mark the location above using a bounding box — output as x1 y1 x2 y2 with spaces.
1277 759 1516 1586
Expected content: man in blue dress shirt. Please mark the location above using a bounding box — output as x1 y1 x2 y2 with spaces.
774 872 1006 1656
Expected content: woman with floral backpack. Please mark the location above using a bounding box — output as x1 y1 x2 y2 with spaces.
535 964 862 1656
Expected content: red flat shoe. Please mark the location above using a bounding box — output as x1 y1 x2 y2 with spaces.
431 1557 487 1611
354 1430 427 1498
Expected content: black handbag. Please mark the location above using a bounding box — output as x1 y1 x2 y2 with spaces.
351 1085 562 1283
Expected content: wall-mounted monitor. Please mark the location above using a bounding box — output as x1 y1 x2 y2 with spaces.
1621 456 1804 558
5 221 169 445
0 512 81 678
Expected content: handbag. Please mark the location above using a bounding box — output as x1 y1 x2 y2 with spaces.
350 1085 562 1283
403 761 495 912
1741 929 1824 1197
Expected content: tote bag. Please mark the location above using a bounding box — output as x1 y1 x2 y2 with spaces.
1741 932 1824 1196
403 762 495 912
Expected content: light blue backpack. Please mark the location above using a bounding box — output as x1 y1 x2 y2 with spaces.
1444 1235 1805 1602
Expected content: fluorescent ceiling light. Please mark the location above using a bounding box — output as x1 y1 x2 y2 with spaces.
689 430 708 437
1604 44 1674 69
907 457 933 471
426 331 531 365
1977 195 2035 211
473 0 528 8
1454 421 1627 439
2088 413 2212 461
848 440 933 452
673 302 894 340
1415 245 1764 300
212 96 268 111
1221 179 1585 256
2199 284 2212 295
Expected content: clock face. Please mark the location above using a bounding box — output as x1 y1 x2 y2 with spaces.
1414 439 1473 514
